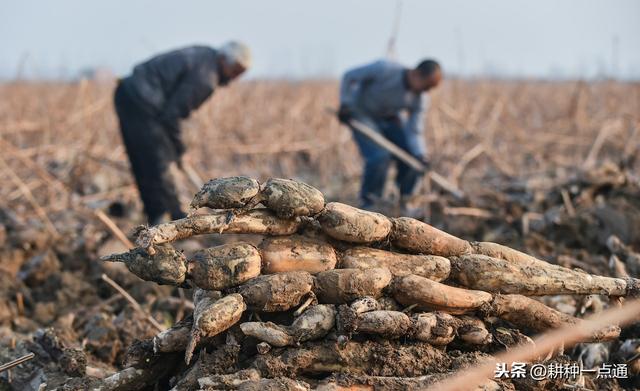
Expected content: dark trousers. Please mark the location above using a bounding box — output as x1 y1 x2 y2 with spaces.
350 116 422 207
114 83 184 224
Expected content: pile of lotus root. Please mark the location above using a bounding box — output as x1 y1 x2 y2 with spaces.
101 176 639 391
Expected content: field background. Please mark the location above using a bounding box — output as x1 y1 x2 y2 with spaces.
2 79 640 389
1 79 638 228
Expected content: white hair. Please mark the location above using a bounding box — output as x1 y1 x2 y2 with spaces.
219 41 252 69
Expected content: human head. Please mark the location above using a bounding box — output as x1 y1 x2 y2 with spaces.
218 41 251 82
407 59 442 92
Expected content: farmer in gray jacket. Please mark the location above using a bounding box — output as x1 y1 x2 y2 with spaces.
114 42 251 224
338 59 442 210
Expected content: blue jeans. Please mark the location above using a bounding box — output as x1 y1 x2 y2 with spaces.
350 116 423 207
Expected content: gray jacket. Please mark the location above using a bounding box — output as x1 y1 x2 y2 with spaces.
340 59 427 156
122 45 221 124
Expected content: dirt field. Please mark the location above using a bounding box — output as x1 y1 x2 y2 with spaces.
1 79 639 390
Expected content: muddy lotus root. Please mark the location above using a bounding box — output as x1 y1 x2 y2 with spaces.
188 242 262 290
393 274 493 314
186 292 246 364
314 268 392 304
240 322 294 347
190 176 260 209
239 271 314 312
101 243 187 286
390 217 473 256
450 254 629 296
290 304 336 341
341 247 451 281
260 177 325 218
135 209 300 251
356 310 413 338
317 202 392 243
259 235 337 274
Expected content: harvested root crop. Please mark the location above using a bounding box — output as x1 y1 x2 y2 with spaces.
81 175 637 390
457 315 493 345
241 304 336 347
392 274 493 314
413 312 457 345
349 297 381 315
259 235 337 274
190 176 260 210
240 322 294 347
341 247 450 281
314 268 392 304
485 294 621 341
188 243 261 290
290 304 336 342
152 315 193 353
390 217 473 256
317 203 391 243
450 254 630 296
356 310 413 338
239 271 314 312
260 178 325 218
237 377 311 391
135 209 300 252
471 241 579 270
196 369 261 390
253 340 451 377
186 292 246 364
101 243 187 286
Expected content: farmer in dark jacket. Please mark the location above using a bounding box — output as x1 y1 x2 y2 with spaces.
338 59 442 211
114 42 251 224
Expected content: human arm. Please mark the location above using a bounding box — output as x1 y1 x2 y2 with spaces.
339 61 385 108
158 64 218 158
403 95 428 159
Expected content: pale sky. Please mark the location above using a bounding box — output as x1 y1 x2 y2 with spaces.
1 0 639 80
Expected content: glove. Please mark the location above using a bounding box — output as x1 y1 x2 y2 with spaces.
337 104 353 124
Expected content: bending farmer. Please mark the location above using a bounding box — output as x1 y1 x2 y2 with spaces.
114 41 251 224
338 58 442 211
